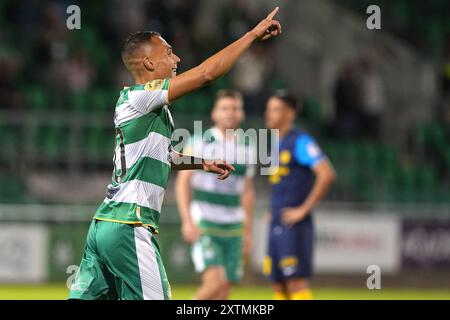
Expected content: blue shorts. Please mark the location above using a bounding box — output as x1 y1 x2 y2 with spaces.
264 216 314 282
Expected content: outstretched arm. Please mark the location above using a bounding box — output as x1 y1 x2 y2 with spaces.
168 7 282 102
170 150 235 180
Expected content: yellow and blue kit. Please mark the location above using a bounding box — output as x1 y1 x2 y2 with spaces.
265 129 326 281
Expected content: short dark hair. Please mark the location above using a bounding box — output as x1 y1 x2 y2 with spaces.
272 90 298 112
121 31 161 65
214 89 244 106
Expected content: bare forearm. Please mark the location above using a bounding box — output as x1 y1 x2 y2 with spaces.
241 180 255 234
301 174 334 213
197 32 257 82
168 7 281 102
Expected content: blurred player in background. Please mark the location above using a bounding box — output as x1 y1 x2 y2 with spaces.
176 90 255 300
68 7 282 300
264 91 336 300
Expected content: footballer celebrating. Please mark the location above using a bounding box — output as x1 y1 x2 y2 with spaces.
68 7 282 300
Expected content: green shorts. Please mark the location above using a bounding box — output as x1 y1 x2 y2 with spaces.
68 219 171 300
191 234 243 283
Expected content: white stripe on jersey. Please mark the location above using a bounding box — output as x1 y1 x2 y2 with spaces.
103 180 165 212
114 132 171 170
191 200 244 224
114 102 143 126
114 89 169 126
191 171 245 196
129 88 169 114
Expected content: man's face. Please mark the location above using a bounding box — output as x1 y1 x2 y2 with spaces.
265 97 294 129
147 36 181 79
212 97 245 130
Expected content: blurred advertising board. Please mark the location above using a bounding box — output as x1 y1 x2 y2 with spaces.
0 224 48 282
314 213 401 274
251 212 402 275
402 220 450 268
47 222 90 282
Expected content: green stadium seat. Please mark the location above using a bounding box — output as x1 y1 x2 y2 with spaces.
188 93 212 114
47 125 70 160
270 75 287 91
446 148 450 173
68 91 88 113
101 129 115 158
210 76 231 91
26 87 50 112
0 175 26 203
0 121 22 159
89 89 115 113
85 127 105 162
301 97 322 126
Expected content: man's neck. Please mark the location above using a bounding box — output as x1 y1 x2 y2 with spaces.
133 71 159 85
134 76 155 85
215 126 238 141
278 125 293 140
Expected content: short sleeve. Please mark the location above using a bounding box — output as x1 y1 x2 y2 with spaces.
128 79 170 114
293 134 326 168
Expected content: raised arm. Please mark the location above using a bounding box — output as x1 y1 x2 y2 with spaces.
168 7 282 102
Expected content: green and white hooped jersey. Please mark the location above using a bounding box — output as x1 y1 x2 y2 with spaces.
187 127 256 236
94 79 173 233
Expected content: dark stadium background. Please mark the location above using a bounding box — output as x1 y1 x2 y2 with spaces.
0 0 448 299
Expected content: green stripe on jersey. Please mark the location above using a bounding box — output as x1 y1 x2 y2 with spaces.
232 164 247 176
119 107 173 143
198 220 243 237
116 89 129 106
193 189 240 207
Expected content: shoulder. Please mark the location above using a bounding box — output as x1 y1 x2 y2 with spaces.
125 79 169 95
144 79 170 91
129 79 170 92
295 131 316 146
293 131 325 166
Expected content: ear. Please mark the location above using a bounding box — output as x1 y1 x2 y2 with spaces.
143 57 154 72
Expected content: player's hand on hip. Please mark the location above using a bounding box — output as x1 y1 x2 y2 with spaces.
202 159 235 180
281 206 309 226
250 6 282 41
181 221 200 243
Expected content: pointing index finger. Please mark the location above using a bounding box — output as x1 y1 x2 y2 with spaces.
266 6 279 20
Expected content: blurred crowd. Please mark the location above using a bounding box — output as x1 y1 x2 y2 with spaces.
0 0 279 114
0 0 448 204
333 50 387 140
